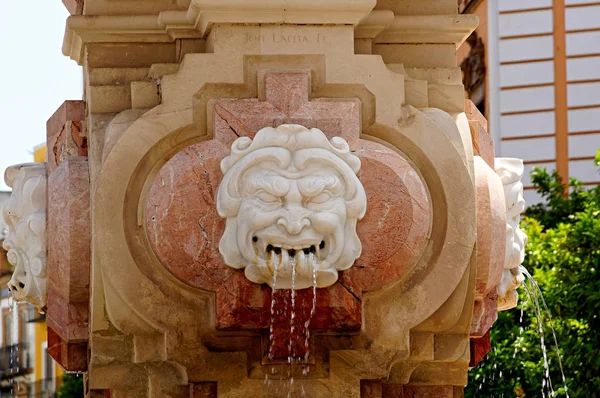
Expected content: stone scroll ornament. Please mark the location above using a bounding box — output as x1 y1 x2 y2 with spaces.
216 124 367 289
496 158 528 311
3 163 47 312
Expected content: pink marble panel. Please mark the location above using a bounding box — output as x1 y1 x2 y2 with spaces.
47 157 90 352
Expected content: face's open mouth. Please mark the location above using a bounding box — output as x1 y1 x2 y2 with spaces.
253 236 328 261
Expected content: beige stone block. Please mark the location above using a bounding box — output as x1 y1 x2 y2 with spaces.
189 0 376 36
209 25 355 56
375 15 478 48
86 43 176 68
134 334 166 363
176 38 206 61
405 67 463 85
387 64 429 108
83 0 186 16
375 0 459 15
87 113 114 188
405 80 429 108
147 64 181 79
88 68 149 86
62 0 83 15
131 81 160 109
465 99 487 131
373 44 457 68
354 10 395 39
89 85 131 114
428 83 465 113
354 39 373 55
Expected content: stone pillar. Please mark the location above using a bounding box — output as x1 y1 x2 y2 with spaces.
43 0 529 395
46 100 91 372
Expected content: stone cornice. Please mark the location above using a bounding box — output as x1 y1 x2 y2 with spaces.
354 10 395 39
63 5 475 64
63 13 201 64
187 0 377 35
374 14 479 47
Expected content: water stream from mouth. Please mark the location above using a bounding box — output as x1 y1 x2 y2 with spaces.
264 251 319 398
520 265 569 398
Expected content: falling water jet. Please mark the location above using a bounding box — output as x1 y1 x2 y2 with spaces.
520 265 569 398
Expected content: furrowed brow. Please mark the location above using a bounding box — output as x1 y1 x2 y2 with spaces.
297 174 343 197
243 172 290 196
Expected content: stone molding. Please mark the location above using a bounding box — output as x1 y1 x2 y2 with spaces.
63 4 476 64
374 14 479 47
63 13 202 63
354 10 395 39
3 163 48 312
188 0 378 35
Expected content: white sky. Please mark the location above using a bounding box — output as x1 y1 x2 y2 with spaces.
0 2 83 191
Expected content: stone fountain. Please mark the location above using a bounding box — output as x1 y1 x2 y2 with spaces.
2 0 529 396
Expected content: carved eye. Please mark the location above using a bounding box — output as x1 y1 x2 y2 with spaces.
309 192 332 204
256 191 281 204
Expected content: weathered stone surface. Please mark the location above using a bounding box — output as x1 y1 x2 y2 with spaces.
180 383 218 398
469 329 491 368
469 120 494 168
470 156 505 338
361 380 383 398
146 139 231 292
466 100 494 168
47 101 87 173
62 0 84 15
47 292 89 341
340 140 430 296
214 72 361 149
380 385 464 398
47 157 90 371
470 291 498 339
48 326 88 372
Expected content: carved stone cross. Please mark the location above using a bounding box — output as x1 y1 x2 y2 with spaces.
214 72 361 147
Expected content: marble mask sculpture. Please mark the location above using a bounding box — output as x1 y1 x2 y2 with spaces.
496 158 527 311
3 163 47 312
217 124 367 289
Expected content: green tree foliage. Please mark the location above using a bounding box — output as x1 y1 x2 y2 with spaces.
57 373 84 398
466 167 600 397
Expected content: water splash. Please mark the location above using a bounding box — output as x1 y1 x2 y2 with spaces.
304 253 318 363
287 256 297 397
267 252 280 362
264 252 319 398
520 265 569 398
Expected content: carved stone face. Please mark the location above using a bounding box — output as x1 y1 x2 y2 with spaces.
217 125 367 289
495 158 527 310
2 163 47 312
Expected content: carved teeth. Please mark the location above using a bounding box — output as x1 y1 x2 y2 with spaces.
265 244 319 258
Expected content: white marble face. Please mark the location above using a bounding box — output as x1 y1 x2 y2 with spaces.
2 163 47 312
217 124 367 289
495 158 527 311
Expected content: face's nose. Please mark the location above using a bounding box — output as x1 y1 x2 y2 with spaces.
277 209 311 235
7 269 26 296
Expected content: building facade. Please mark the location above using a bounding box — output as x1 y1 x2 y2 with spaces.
460 0 600 203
